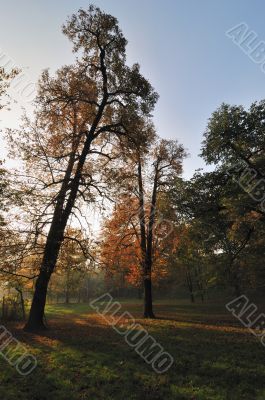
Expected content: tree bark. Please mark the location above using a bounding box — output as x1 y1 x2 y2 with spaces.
24 269 50 330
143 164 159 318
143 276 155 318
15 288 26 320
136 157 159 319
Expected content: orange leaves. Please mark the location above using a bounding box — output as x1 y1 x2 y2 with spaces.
100 197 142 287
100 196 172 288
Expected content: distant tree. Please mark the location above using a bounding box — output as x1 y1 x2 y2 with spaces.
55 228 90 304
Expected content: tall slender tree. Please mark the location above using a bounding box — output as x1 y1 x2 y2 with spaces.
103 132 186 317
8 6 157 331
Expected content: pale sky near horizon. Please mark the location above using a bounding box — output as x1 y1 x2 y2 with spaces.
1 0 265 177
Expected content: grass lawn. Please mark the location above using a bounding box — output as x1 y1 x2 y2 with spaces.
0 299 264 400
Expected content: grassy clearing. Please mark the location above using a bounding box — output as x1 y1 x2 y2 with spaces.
0 299 264 400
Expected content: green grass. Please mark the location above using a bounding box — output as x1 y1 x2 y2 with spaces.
0 299 264 399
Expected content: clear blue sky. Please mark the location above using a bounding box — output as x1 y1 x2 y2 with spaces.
1 0 265 177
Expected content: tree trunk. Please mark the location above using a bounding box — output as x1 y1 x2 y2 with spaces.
143 276 155 318
195 265 204 303
16 288 26 320
190 293 195 303
142 163 158 319
65 289 70 304
24 223 65 331
24 270 50 331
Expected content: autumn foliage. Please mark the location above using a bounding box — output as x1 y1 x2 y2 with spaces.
100 195 172 289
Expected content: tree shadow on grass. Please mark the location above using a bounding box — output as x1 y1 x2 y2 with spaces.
1 310 265 400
